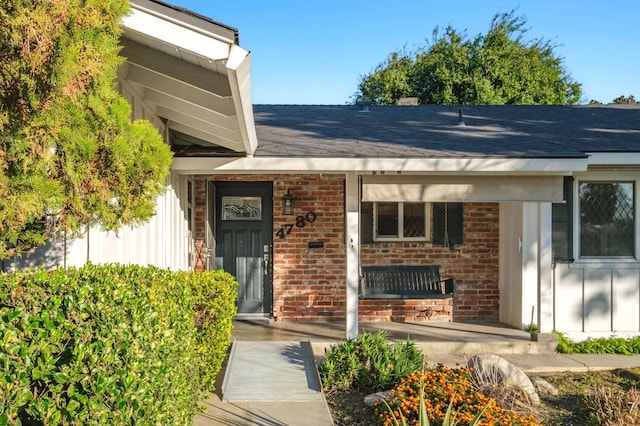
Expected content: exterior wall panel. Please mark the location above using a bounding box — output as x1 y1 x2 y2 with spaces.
499 203 523 328
612 269 640 332
553 264 584 333
554 263 640 339
583 268 612 332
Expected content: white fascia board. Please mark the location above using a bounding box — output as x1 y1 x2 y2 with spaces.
171 156 589 174
122 7 231 61
227 46 258 155
586 152 640 166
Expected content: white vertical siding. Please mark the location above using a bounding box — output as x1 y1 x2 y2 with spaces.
612 269 640 332
554 263 640 339
553 264 584 332
583 268 612 332
521 203 540 328
539 203 554 332
4 177 190 272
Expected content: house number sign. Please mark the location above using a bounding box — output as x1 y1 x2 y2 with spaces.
275 211 317 239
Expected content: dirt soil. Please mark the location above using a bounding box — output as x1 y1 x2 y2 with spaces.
325 369 640 426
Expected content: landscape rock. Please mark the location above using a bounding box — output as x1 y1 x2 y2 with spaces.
532 377 559 397
364 390 391 407
467 353 540 404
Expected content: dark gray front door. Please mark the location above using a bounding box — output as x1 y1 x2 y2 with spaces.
214 182 273 314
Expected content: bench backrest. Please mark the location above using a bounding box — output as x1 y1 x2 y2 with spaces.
361 265 447 298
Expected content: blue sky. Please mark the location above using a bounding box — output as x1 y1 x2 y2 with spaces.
175 1 639 105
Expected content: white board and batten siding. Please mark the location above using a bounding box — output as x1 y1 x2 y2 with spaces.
4 174 192 272
554 263 640 341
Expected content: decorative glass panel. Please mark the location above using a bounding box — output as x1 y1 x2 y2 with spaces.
403 203 426 238
376 203 398 237
222 196 262 220
579 182 634 257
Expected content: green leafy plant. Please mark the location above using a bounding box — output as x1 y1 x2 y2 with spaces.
0 264 237 424
0 0 173 259
555 332 640 354
319 330 423 392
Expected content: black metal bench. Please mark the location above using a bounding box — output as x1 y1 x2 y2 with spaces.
360 265 455 299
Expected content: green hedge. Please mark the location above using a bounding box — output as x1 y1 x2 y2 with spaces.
187 269 237 392
0 264 237 425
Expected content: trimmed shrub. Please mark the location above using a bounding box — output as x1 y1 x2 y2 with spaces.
0 264 236 425
186 269 238 392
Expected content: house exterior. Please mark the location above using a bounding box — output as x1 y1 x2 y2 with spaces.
5 0 640 342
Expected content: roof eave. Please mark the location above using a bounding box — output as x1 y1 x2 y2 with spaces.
171 156 590 175
122 0 257 156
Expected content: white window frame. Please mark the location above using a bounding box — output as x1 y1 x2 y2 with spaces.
573 171 640 264
373 202 430 242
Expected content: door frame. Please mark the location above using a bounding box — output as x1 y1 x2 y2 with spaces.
206 180 273 316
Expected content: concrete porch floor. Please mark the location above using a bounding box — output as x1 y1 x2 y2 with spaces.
233 318 530 342
231 318 555 359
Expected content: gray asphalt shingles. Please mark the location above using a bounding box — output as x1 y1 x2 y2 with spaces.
253 104 640 159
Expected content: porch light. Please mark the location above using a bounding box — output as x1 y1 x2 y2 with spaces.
282 189 295 215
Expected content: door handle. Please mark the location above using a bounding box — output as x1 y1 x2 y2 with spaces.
263 244 270 275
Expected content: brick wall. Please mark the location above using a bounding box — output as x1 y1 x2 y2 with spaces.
271 175 346 321
193 174 347 322
194 175 499 323
361 203 500 322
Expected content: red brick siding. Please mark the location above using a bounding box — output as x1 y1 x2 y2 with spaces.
194 174 347 322
361 203 499 322
359 298 453 322
194 175 499 323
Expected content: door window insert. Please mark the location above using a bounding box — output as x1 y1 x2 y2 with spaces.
222 196 262 220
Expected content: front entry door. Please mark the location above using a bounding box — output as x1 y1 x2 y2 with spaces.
214 182 273 315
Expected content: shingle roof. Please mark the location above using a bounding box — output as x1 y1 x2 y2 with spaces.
253 104 640 159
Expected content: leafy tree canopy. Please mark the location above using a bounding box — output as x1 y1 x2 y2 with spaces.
611 95 637 105
356 10 582 105
0 0 173 259
588 95 637 105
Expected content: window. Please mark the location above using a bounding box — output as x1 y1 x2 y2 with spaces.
579 181 634 257
432 202 463 246
222 196 262 220
374 202 429 240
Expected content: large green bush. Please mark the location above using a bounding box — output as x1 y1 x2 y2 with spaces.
0 264 237 425
186 269 237 392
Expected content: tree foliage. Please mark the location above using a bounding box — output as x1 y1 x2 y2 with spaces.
0 0 173 259
356 11 582 105
611 95 637 105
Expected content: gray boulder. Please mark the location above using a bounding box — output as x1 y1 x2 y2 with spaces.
467 353 540 404
531 377 559 397
364 390 391 407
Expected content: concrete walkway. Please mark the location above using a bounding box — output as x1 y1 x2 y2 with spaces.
194 321 640 426
195 340 332 426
